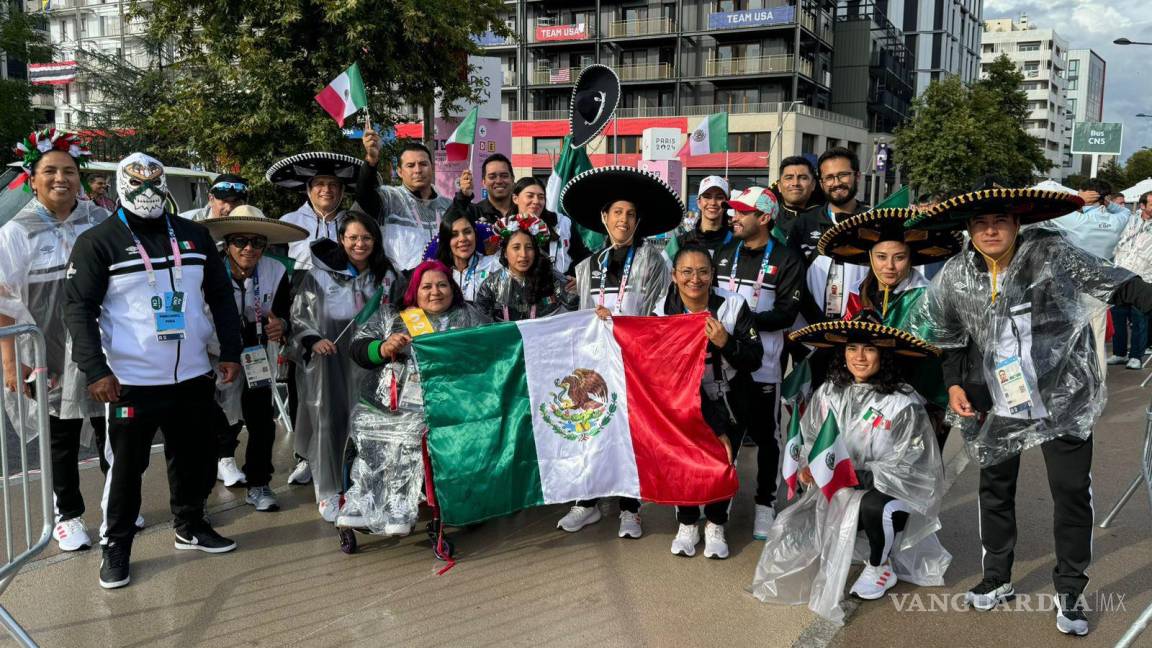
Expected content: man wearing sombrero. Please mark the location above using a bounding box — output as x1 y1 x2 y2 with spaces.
267 151 363 271
203 206 308 513
713 186 806 541
910 184 1152 636
555 165 679 538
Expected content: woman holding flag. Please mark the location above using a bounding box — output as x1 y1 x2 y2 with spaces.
290 211 399 521
475 213 578 322
751 313 950 624
554 165 681 539
653 244 762 559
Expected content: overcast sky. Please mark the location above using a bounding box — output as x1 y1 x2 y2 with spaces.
984 0 1151 162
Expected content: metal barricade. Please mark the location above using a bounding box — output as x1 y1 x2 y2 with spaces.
1109 378 1152 648
0 324 53 647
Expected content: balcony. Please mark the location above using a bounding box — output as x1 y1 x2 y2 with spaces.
704 54 811 77
30 92 56 109
799 11 834 45
503 70 518 87
616 62 673 82
606 17 675 38
529 67 576 85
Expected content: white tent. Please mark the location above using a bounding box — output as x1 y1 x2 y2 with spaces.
1121 177 1152 203
1031 178 1077 194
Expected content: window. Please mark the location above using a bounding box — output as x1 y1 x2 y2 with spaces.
605 135 641 154
847 141 861 157
727 132 771 153
1068 59 1079 72
1066 98 1077 116
1067 78 1078 90
533 137 563 155
1018 41 1041 52
982 43 995 53
801 133 817 155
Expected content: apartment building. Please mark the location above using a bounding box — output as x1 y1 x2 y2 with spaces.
981 16 1071 178
1064 48 1107 177
896 0 982 94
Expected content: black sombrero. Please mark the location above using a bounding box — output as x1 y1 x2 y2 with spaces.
904 188 1084 232
560 165 685 238
569 65 621 149
818 208 963 265
265 152 364 191
788 319 941 358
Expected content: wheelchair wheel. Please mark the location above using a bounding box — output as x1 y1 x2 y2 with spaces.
339 528 358 554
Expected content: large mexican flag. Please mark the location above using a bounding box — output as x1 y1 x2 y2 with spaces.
413 310 738 525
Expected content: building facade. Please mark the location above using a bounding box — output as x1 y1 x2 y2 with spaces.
897 0 982 95
981 16 1071 179
829 0 916 135
1064 48 1106 177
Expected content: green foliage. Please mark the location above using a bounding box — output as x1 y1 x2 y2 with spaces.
0 4 50 162
83 0 511 211
0 3 52 64
1126 149 1152 184
0 79 35 161
894 54 1050 195
1096 159 1129 191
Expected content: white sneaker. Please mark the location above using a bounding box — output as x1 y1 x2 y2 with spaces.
216 458 246 487
850 561 898 600
287 460 312 485
245 486 279 512
1106 354 1128 365
1126 357 1143 370
135 514 145 529
966 579 1015 611
618 511 642 539
753 504 775 540
54 517 91 551
556 505 602 532
671 523 700 557
1056 598 1089 636
384 521 413 537
318 494 341 523
703 522 729 559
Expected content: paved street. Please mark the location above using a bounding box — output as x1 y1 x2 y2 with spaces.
2 365 1150 647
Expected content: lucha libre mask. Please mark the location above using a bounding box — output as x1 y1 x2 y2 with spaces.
116 152 168 219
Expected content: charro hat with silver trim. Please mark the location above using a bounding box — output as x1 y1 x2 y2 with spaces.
904 187 1084 232
203 205 308 245
265 152 364 191
568 65 621 149
818 208 963 265
560 165 684 238
788 318 941 358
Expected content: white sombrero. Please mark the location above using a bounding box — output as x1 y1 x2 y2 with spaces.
202 205 308 244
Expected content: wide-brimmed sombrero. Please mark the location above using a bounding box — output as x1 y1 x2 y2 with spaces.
818 208 962 265
203 205 308 245
560 165 684 238
904 188 1083 232
265 152 364 190
569 65 621 149
788 319 941 358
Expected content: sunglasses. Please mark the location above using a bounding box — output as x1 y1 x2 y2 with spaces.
227 236 268 250
212 181 249 193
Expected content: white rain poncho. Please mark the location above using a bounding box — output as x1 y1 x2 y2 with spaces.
0 199 108 424
751 381 950 624
573 240 670 315
913 227 1135 466
474 268 578 322
342 303 489 534
290 242 397 502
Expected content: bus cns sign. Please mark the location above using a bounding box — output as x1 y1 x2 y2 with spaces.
1070 122 1123 155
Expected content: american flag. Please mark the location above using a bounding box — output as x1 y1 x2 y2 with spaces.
549 68 571 83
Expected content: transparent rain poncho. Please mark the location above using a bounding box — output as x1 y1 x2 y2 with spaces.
341 303 488 534
290 246 396 503
573 240 671 315
474 268 578 322
751 381 950 625
0 199 108 433
913 226 1134 467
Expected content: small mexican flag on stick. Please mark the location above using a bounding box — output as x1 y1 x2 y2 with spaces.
781 405 804 499
445 107 479 163
315 63 368 127
807 410 858 500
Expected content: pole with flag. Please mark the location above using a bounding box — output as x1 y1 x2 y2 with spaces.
315 62 368 127
679 112 729 175
546 135 604 252
445 106 480 164
807 411 859 500
333 283 390 344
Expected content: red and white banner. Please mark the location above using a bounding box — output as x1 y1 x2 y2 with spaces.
29 61 78 86
535 23 589 42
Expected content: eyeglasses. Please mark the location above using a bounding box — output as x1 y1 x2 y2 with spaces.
343 234 375 243
820 171 856 185
227 236 268 250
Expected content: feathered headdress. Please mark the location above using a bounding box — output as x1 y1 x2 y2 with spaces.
7 128 93 191
493 213 552 248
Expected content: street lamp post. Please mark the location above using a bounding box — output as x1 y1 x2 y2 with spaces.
1114 38 1152 46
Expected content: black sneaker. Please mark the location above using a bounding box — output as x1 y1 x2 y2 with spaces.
965 578 1015 611
1056 596 1089 636
99 541 132 589
174 522 237 554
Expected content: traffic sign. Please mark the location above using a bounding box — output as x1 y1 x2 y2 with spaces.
1070 122 1123 155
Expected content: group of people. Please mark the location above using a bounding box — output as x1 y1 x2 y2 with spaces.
2 126 1150 637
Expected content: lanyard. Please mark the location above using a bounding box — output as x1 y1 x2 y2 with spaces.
227 260 265 337
501 270 537 321
460 254 480 295
726 240 775 305
598 246 635 313
118 209 182 296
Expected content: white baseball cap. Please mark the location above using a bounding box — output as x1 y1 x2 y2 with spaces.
697 175 730 198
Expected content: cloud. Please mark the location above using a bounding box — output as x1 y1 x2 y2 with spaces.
983 1 1152 164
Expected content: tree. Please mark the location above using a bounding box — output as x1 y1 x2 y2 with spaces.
0 2 51 161
894 54 1050 195
85 0 510 208
1125 149 1152 184
1096 159 1129 191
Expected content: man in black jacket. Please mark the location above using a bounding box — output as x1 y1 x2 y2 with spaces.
63 153 244 590
454 153 515 226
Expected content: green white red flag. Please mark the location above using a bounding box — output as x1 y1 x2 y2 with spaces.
807 410 858 500
444 107 479 162
781 405 803 499
315 63 367 127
